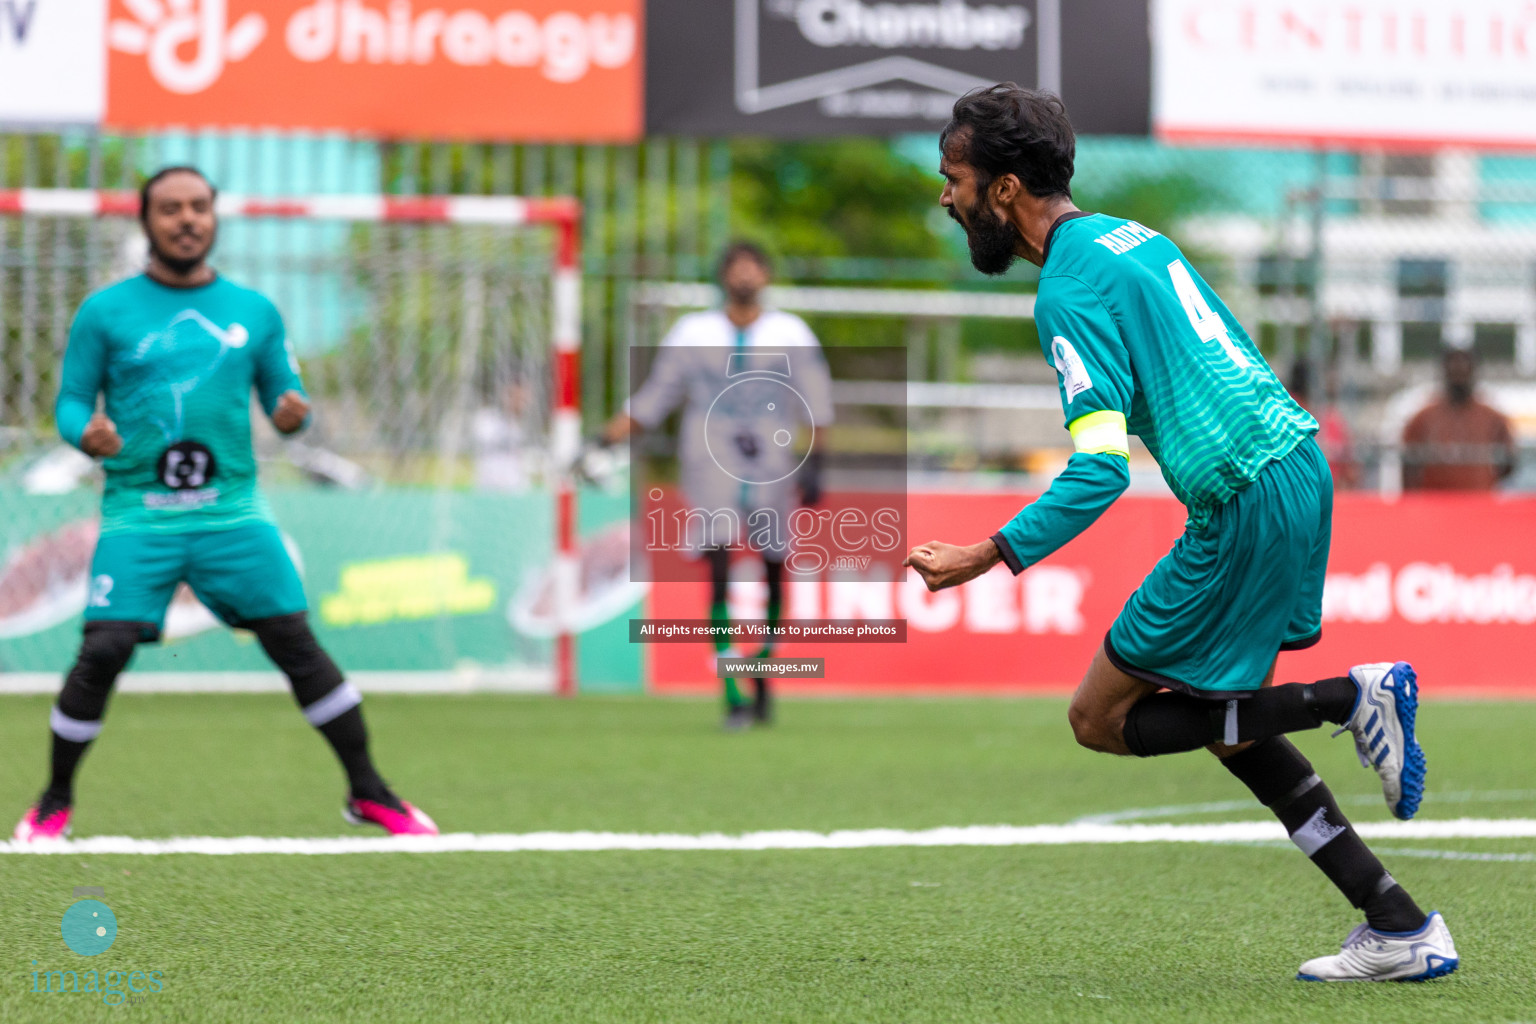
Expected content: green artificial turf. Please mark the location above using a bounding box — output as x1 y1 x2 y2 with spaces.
1 695 1532 1022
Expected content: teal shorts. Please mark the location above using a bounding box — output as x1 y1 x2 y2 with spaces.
85 523 307 639
1105 438 1332 698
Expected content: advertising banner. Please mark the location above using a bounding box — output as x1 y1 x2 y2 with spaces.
102 0 642 139
0 0 106 124
1155 0 1536 148
0 485 644 691
647 491 1536 696
645 0 1149 137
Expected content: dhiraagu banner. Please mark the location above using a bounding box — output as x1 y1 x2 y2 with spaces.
0 485 643 693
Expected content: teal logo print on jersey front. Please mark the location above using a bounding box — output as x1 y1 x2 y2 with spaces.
130 310 251 441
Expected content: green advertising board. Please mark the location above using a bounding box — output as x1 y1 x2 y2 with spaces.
0 484 643 693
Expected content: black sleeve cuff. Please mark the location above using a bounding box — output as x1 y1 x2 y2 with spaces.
990 532 1025 576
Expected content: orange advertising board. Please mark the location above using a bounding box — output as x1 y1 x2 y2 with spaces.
104 0 642 140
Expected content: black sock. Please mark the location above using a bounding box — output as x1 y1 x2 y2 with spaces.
706 547 731 607
1122 677 1359 757
318 707 394 806
45 737 90 807
1221 737 1427 933
704 548 749 709
1307 676 1358 724
752 558 781 720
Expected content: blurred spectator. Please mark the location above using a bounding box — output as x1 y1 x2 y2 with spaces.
1289 359 1359 489
1402 348 1516 491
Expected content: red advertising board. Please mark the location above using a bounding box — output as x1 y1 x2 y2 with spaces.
103 0 642 140
646 492 1536 697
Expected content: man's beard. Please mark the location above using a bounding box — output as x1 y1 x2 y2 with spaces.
725 282 760 305
951 201 1020 276
149 231 214 276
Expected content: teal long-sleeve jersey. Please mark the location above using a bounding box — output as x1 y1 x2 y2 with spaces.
56 274 306 535
993 212 1317 574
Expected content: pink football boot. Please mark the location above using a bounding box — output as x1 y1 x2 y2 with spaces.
343 797 439 836
13 802 72 842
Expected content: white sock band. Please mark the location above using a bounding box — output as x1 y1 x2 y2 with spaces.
302 681 362 727
1289 805 1348 856
50 706 104 743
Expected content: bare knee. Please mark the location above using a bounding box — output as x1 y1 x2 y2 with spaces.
1068 647 1157 756
1068 700 1127 755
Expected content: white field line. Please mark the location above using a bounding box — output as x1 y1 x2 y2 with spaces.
3 818 1535 856
1237 841 1536 863
1074 789 1536 825
0 670 552 695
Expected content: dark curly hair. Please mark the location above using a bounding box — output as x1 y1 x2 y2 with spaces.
940 84 1075 200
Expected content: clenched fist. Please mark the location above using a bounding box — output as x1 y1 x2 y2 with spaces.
272 390 311 434
80 412 123 458
903 538 1003 592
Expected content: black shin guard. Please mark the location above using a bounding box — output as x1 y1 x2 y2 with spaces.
248 613 389 802
1121 677 1358 757
46 623 140 803
1221 737 1426 933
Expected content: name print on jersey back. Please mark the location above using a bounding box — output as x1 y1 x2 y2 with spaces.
1092 220 1160 256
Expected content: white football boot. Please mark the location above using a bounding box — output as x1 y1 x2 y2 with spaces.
1336 662 1426 820
1297 912 1459 982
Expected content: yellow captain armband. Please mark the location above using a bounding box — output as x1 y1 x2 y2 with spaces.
1068 410 1130 459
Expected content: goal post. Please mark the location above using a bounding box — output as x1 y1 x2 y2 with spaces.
0 190 583 696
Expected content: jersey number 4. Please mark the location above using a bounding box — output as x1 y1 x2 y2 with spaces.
1167 260 1251 370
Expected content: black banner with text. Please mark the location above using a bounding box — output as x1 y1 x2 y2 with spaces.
645 0 1149 137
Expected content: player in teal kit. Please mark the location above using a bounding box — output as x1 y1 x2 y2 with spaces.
13 167 437 841
904 87 1458 982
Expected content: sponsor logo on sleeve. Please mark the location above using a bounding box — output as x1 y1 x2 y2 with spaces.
1051 336 1094 404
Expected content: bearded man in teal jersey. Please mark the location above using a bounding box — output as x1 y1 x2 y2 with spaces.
905 86 1457 983
13 167 437 841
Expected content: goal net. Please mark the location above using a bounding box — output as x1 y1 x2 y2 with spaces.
0 191 589 694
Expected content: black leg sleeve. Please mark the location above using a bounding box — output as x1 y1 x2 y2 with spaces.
46 623 141 803
1123 678 1359 757
247 612 354 721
